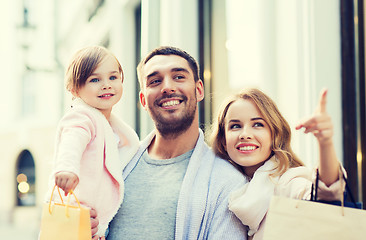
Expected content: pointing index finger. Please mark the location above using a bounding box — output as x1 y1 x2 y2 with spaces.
318 88 328 114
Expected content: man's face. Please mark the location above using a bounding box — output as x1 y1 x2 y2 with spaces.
139 54 204 137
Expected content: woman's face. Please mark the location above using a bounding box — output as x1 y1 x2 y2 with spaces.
224 98 272 177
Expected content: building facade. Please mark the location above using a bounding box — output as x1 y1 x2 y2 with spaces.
0 0 365 237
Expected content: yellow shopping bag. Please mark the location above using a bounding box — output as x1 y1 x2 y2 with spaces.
39 185 92 240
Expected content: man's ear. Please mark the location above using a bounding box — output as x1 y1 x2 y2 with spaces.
139 91 147 109
196 79 204 102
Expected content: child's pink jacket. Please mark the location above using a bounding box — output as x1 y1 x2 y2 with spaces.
47 98 139 236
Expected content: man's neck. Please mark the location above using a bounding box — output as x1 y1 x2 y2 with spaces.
147 124 200 160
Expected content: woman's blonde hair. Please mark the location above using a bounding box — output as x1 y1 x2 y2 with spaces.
65 46 123 93
210 88 304 176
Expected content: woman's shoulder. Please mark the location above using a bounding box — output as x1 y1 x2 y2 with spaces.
279 166 311 182
275 166 312 198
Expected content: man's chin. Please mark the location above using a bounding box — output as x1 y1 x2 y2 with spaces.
149 103 196 137
154 117 194 137
153 111 182 123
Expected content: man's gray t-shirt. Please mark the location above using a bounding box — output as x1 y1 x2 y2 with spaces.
107 149 192 240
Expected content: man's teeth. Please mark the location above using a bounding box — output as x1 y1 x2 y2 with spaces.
100 94 112 97
162 100 180 107
239 146 256 151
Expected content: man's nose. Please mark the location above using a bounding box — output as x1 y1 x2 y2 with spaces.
161 78 176 94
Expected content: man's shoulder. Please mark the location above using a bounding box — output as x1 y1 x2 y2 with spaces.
204 152 246 206
196 140 244 180
212 155 245 180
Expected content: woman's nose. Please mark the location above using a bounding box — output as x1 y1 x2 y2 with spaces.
239 127 252 140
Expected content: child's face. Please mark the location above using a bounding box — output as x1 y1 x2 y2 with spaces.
75 55 123 118
224 98 272 177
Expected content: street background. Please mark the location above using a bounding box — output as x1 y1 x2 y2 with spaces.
1 0 361 239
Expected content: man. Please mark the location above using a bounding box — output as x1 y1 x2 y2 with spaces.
93 46 247 239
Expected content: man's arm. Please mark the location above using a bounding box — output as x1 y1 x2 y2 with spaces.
206 182 247 240
205 158 247 239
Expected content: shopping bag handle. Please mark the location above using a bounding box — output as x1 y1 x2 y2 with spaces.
48 185 82 217
311 167 359 214
48 184 63 214
65 189 81 217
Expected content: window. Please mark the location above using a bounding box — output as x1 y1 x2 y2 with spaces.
16 150 36 206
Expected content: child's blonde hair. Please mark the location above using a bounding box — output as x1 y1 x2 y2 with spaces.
65 46 123 93
210 88 304 177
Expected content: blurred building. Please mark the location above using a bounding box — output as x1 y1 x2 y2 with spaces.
0 0 365 238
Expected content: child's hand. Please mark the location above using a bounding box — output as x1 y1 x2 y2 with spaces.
55 171 79 196
295 88 333 146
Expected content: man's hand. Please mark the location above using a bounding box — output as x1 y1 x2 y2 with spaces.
90 208 106 240
55 171 79 196
92 236 105 240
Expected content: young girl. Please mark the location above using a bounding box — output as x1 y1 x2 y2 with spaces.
48 46 139 239
210 88 344 240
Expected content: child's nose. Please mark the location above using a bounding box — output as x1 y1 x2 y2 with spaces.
102 80 112 89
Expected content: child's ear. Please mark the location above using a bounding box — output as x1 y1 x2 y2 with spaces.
70 88 79 97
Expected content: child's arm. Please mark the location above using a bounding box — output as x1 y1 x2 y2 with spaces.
55 171 79 196
295 89 340 186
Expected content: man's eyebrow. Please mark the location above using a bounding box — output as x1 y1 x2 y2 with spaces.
146 71 159 79
171 68 189 74
146 68 190 79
